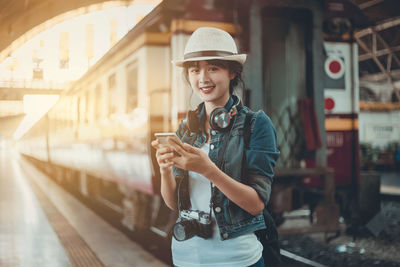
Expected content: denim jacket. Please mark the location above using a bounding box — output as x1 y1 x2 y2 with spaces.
173 96 280 240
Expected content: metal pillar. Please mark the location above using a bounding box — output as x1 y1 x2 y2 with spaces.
311 2 327 168
245 0 264 111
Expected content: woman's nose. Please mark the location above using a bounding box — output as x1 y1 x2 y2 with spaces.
199 70 210 83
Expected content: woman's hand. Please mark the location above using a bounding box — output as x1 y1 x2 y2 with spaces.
167 137 215 176
151 139 175 175
161 136 264 215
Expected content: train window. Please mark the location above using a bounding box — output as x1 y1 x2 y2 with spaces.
71 97 76 126
77 97 81 125
108 73 117 116
85 90 90 124
69 98 73 123
57 112 61 131
126 60 138 113
95 84 102 121
81 96 87 124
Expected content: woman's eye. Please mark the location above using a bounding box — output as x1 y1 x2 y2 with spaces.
190 68 199 73
209 67 219 71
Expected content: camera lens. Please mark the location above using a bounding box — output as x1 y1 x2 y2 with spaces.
173 220 195 241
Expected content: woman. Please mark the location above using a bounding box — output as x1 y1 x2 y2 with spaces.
151 27 279 267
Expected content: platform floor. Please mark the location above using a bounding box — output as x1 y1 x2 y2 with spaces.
0 142 167 267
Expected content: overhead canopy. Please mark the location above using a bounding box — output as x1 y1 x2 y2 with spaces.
352 0 400 90
0 0 132 63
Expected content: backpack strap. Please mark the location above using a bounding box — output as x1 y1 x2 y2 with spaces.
243 110 255 149
241 110 255 181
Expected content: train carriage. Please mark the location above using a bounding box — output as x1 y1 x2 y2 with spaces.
323 41 360 187
304 42 360 188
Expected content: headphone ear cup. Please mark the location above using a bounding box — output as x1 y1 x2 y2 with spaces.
209 107 230 132
186 110 199 133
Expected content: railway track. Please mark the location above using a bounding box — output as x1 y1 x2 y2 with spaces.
281 249 328 267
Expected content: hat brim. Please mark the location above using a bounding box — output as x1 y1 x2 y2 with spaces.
172 54 247 67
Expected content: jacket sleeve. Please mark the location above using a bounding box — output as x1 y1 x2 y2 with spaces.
245 111 280 204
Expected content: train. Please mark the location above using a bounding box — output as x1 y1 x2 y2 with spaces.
18 0 369 243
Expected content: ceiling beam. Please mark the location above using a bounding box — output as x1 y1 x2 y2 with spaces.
360 69 400 82
359 45 400 61
356 16 400 38
358 0 385 10
375 30 400 66
355 34 395 87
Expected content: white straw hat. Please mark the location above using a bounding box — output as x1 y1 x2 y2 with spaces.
172 27 247 67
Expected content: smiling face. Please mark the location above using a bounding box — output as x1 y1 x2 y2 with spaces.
186 60 235 108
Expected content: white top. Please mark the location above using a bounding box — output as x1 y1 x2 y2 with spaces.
172 143 263 267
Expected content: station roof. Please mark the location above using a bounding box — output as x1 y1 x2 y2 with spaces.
0 0 128 63
351 0 400 85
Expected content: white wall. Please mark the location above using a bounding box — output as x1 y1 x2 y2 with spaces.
359 110 400 147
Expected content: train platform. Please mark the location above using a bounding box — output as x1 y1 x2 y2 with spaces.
0 142 167 267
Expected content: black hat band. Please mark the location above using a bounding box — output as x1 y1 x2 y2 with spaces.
184 50 236 60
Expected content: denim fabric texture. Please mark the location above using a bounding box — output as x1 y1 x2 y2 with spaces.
173 95 280 240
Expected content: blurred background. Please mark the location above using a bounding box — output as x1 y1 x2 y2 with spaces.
0 0 399 266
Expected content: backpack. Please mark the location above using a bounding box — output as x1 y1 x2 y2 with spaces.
243 111 281 267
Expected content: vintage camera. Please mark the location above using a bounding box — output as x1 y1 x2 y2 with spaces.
173 210 213 241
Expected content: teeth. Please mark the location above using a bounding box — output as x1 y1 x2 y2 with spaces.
201 87 214 92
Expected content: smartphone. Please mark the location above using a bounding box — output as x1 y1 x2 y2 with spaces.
154 132 177 145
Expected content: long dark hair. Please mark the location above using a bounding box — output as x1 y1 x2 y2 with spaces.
183 59 245 95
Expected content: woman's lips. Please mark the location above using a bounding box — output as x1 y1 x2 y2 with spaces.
200 86 215 94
